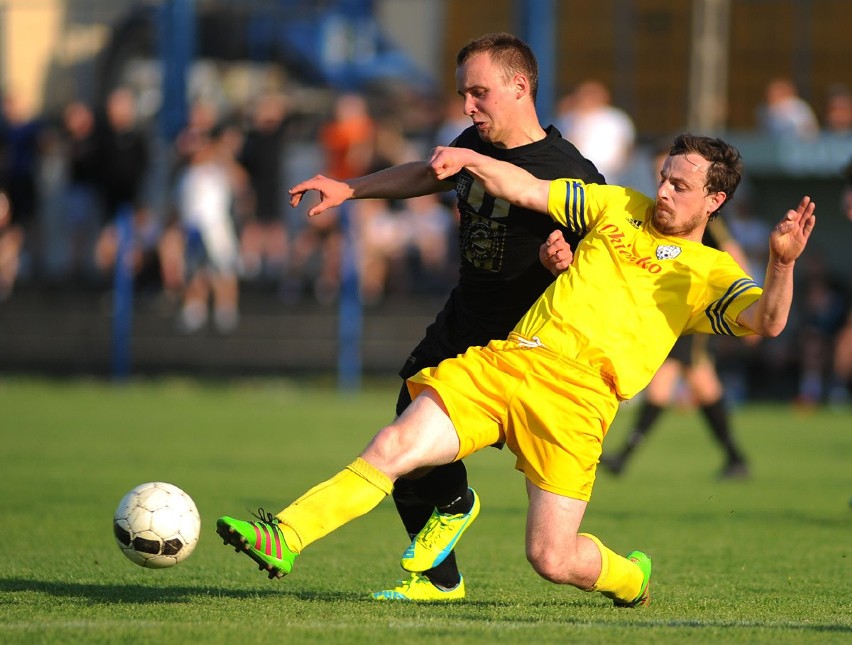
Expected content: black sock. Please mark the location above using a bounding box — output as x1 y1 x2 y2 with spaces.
700 399 745 464
392 478 433 540
410 460 470 511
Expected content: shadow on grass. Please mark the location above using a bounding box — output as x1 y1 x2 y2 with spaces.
0 578 369 604
3 578 849 635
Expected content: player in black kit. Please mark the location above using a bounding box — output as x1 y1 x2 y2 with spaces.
289 33 604 601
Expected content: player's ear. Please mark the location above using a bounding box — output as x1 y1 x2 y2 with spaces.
513 73 529 99
708 190 727 215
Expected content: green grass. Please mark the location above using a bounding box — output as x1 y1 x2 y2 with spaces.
0 377 850 643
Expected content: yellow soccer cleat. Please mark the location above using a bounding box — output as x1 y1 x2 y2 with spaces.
371 572 465 601
400 488 481 572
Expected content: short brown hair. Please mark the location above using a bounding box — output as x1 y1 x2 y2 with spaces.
669 133 743 218
456 33 539 101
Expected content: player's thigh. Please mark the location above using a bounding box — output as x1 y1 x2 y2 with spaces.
361 388 460 478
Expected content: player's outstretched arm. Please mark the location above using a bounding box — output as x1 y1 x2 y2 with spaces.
430 146 550 213
738 196 816 337
289 162 450 217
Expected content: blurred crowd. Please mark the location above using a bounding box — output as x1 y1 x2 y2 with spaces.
0 86 459 328
0 76 850 404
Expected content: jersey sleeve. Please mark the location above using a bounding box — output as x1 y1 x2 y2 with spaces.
546 179 598 235
546 180 652 234
686 255 763 336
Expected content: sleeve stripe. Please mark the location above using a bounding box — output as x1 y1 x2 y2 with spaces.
564 180 587 234
704 277 759 335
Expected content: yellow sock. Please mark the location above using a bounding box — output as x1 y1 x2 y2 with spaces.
275 457 393 553
580 533 643 603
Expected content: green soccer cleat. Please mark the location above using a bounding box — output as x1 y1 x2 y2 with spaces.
371 572 466 601
613 550 652 607
216 509 297 579
400 488 481 573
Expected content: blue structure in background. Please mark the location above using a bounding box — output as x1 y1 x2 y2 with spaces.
157 0 195 141
110 206 135 380
242 0 434 92
337 203 362 391
517 0 557 127
111 0 196 379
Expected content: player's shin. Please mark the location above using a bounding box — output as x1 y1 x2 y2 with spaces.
275 457 393 552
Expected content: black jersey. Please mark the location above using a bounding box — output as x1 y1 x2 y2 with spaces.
399 125 604 382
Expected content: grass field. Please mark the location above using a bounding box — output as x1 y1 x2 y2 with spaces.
1 377 850 643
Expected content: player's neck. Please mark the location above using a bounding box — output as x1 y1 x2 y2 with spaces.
500 122 547 149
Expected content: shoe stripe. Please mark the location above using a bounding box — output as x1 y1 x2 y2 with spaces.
259 523 273 556
251 521 283 560
252 523 265 552
271 527 283 560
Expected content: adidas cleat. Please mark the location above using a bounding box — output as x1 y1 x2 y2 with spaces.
216 509 297 579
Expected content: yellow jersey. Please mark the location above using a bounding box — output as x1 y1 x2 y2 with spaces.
512 180 762 400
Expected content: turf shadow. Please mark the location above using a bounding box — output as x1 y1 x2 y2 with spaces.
0 578 289 604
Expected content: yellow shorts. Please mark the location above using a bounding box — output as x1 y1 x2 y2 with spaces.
407 334 619 501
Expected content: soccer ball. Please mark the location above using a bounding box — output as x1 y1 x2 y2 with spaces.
113 482 201 568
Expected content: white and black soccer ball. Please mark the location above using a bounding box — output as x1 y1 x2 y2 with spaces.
113 482 201 568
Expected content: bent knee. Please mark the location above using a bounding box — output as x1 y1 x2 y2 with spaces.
526 546 587 587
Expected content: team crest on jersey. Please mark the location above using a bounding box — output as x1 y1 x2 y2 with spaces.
456 173 472 199
656 244 682 260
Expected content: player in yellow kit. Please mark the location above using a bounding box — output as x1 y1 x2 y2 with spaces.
217 134 816 607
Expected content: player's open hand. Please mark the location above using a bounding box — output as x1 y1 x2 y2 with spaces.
539 229 574 276
770 196 816 266
288 175 353 217
429 146 474 181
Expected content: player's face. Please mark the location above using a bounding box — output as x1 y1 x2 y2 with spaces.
653 153 725 239
455 52 522 148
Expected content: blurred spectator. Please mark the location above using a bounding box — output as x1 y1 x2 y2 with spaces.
354 192 455 306
404 192 457 290
238 92 290 285
726 188 771 284
320 93 376 181
176 124 248 333
795 253 849 406
173 99 219 177
0 92 43 283
556 80 635 183
93 88 151 283
757 78 819 140
290 93 376 303
0 190 23 300
60 101 102 283
354 197 406 305
828 159 852 404
823 84 852 135
158 98 221 304
432 95 470 147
